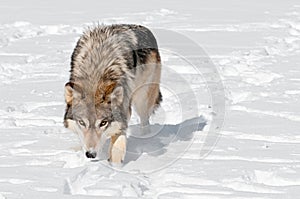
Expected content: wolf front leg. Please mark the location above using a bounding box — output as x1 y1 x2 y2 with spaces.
108 134 126 164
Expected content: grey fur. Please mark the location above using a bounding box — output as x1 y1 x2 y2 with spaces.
64 24 162 162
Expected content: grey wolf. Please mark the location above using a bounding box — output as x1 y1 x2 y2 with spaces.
64 24 162 163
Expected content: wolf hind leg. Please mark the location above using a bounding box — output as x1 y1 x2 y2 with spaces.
133 83 162 127
132 50 162 130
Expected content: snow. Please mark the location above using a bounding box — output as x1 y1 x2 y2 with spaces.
0 0 300 198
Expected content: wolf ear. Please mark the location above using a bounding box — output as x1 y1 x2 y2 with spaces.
111 86 124 105
65 82 74 105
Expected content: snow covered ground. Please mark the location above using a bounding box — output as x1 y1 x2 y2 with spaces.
0 0 300 198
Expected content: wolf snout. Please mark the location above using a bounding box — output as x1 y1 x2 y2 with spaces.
85 151 97 159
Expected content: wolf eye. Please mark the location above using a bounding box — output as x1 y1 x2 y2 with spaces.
99 120 108 127
78 120 86 127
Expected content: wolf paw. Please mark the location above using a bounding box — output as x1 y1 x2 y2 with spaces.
109 134 126 164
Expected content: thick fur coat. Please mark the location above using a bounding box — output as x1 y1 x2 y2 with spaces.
64 24 162 163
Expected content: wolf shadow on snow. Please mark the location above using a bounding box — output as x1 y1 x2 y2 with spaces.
97 116 207 164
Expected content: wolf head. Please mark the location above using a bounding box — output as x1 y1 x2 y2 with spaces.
64 81 125 158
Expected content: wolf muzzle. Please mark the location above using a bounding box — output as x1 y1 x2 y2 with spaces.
85 151 97 159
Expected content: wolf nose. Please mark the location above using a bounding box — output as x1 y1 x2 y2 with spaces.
85 151 97 159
